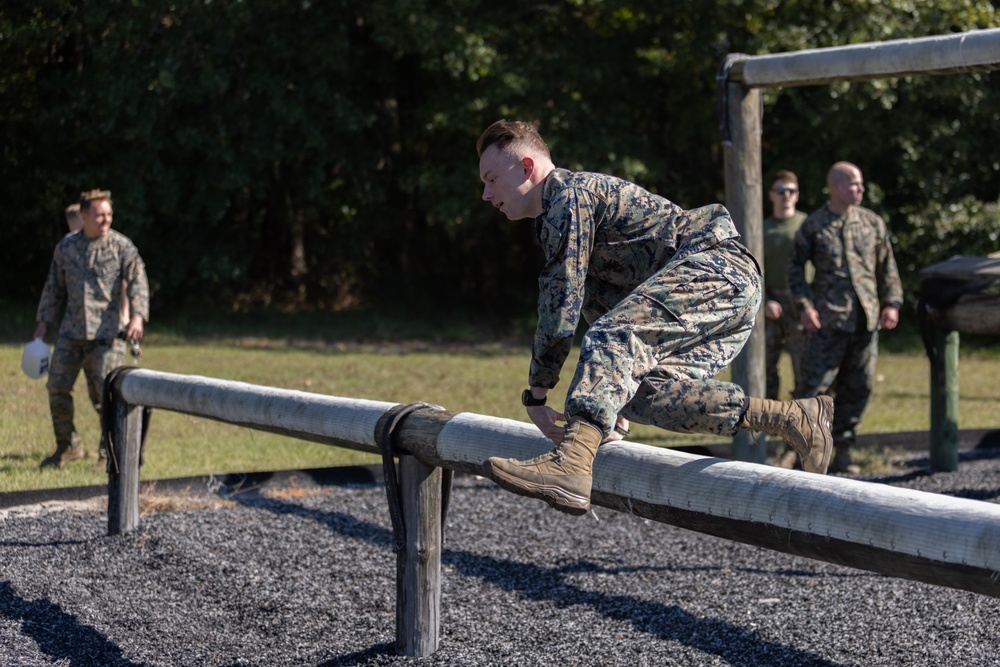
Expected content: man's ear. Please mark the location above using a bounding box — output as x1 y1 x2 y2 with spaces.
521 156 535 181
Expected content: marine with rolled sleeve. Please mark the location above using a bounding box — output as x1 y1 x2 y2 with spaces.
530 168 759 438
476 119 835 516
35 191 149 468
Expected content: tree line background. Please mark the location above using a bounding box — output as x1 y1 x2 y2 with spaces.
2 1 998 328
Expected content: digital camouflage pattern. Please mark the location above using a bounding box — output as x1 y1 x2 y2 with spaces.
47 337 125 451
762 210 809 400
788 203 902 445
37 229 149 340
788 204 902 333
796 326 878 444
530 168 761 435
36 228 148 453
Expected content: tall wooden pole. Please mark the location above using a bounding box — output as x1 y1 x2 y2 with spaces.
929 328 960 472
107 390 143 536
395 455 443 657
723 79 767 463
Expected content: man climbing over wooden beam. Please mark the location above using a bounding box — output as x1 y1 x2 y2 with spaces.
476 119 833 516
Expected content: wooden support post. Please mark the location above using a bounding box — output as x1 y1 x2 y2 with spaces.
929 328 960 472
107 393 143 536
723 79 767 463
395 454 442 657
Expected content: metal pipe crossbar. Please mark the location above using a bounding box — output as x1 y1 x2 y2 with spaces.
106 369 1000 601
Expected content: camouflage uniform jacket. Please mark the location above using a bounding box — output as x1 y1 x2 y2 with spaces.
788 203 902 333
37 228 149 341
530 168 740 388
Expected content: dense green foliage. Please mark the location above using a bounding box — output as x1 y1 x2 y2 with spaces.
2 1 997 322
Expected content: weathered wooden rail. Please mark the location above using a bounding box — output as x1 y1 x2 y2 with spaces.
104 369 1000 657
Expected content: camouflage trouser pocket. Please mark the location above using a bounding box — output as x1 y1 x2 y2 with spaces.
46 337 126 449
565 242 759 435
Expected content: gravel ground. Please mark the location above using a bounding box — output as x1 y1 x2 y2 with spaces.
2 447 1000 667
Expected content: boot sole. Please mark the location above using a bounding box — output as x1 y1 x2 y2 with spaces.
803 396 834 475
485 461 590 516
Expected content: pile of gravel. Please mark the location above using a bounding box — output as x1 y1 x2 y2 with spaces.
2 447 999 667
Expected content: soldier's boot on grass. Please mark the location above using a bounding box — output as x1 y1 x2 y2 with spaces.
831 431 861 475
40 444 84 469
742 396 834 474
831 447 861 475
484 419 603 516
90 450 109 473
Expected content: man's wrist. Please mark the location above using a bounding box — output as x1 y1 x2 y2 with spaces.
521 389 547 407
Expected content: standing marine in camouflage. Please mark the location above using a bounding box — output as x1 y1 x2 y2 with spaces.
476 119 834 516
789 162 903 474
34 189 150 469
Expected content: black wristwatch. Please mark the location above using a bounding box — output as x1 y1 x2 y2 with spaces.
521 389 547 407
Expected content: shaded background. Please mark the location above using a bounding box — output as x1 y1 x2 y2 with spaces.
2 1 998 326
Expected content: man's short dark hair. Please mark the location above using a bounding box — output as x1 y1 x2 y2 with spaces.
80 189 112 210
771 170 798 187
477 119 551 158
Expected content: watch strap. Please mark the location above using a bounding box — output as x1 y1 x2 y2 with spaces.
521 389 547 407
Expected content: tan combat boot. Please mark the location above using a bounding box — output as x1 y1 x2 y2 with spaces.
40 444 84 469
742 396 834 474
485 419 603 516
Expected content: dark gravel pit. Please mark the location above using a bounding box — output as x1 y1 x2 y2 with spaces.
2 448 999 667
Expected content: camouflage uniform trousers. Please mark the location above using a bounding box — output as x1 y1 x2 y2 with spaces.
564 239 761 436
47 336 125 452
794 326 879 449
764 290 806 400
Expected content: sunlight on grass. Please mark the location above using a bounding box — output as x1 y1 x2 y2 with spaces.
2 341 998 493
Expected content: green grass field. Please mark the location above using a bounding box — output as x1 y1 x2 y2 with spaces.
2 335 999 494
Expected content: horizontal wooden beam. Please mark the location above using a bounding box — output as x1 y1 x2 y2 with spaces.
727 29 1000 88
117 369 1000 598
929 293 1000 335
921 255 1000 282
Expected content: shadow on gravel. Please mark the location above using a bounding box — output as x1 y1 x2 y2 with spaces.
862 469 933 485
236 494 844 667
316 641 395 666
0 538 88 548
441 552 843 667
865 447 1000 501
0 581 141 667
234 495 395 547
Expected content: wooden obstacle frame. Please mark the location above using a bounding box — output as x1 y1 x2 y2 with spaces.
719 28 1000 464
918 255 1000 471
105 368 1000 658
